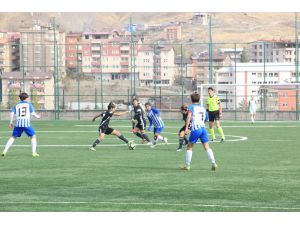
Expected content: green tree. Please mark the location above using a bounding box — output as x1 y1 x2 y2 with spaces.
241 47 249 63
8 89 19 109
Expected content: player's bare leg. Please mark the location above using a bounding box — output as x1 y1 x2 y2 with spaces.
202 142 217 171
90 133 105 151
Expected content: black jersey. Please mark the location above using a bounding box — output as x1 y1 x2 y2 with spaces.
99 110 114 127
133 104 146 122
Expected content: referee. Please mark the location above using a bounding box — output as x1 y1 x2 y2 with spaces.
206 87 225 142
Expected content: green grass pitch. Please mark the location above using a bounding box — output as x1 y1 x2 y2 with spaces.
0 120 300 212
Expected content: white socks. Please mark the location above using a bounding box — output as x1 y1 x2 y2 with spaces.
206 148 216 164
185 150 193 166
157 135 164 141
31 138 37 154
3 137 15 154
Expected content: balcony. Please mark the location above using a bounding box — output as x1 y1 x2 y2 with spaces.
91 46 101 51
120 61 129 66
91 61 101 66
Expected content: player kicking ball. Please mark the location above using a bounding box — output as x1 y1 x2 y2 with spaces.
2 92 40 157
176 104 189 152
89 101 135 151
131 98 151 145
180 92 218 171
145 102 168 148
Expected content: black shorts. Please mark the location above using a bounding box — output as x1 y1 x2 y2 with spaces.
99 125 114 135
208 110 220 122
135 118 147 131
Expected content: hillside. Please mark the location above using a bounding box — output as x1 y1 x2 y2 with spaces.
0 12 297 43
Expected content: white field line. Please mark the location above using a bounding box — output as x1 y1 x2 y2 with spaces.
75 125 300 128
0 201 298 211
0 134 247 148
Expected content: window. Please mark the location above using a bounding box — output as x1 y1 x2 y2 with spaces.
283 103 288 107
252 72 256 76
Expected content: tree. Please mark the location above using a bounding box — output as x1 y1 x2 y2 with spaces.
241 47 249 63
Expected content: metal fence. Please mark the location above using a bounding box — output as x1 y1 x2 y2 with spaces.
0 14 300 120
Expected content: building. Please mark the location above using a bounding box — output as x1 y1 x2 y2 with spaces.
191 51 232 84
65 33 82 73
219 48 244 63
214 63 300 110
20 21 66 77
248 40 296 63
1 71 54 110
174 56 193 79
164 26 182 41
137 44 175 87
192 12 208 25
81 30 139 80
0 32 20 72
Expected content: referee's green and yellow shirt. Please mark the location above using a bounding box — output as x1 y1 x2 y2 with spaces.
206 95 220 112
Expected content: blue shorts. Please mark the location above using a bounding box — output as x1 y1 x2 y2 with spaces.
12 126 36 138
189 128 209 144
154 127 164 134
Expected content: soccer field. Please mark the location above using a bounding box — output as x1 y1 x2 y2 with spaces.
0 120 300 212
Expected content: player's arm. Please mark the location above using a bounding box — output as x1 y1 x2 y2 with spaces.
217 96 222 117
92 113 103 122
9 111 15 129
30 104 40 119
114 110 130 116
185 110 192 134
147 115 152 131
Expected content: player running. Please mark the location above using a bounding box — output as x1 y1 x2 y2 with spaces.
2 92 40 157
248 96 257 124
206 87 225 142
176 104 189 152
89 101 135 151
180 92 217 171
145 102 168 148
131 98 151 145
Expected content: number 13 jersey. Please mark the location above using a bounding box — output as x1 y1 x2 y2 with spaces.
12 101 35 127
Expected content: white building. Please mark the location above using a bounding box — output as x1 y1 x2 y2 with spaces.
214 63 300 109
137 45 175 87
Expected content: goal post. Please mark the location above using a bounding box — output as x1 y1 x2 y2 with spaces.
198 83 300 121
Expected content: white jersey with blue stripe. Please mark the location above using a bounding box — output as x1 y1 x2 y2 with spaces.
147 108 164 128
12 101 35 127
188 104 208 131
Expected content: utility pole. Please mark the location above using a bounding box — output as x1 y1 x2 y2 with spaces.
295 12 299 120
208 15 213 84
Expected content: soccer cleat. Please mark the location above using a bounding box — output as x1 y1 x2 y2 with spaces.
1 153 6 157
150 143 157 148
141 139 147 144
211 139 216 142
180 165 191 170
176 148 183 152
32 153 40 157
163 137 168 145
220 138 225 143
211 163 218 171
89 147 96 151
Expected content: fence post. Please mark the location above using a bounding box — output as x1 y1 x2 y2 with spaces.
77 43 80 120
95 88 97 110
180 44 184 105
263 42 267 121
234 43 237 121
295 12 299 120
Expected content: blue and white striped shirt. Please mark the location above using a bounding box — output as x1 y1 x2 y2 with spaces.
188 104 208 131
12 101 35 127
147 108 164 128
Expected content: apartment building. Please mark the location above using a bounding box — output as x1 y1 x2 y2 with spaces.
20 21 66 77
137 45 175 87
0 32 20 72
65 33 82 72
1 71 54 110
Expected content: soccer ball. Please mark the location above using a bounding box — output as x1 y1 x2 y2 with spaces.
128 141 136 150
